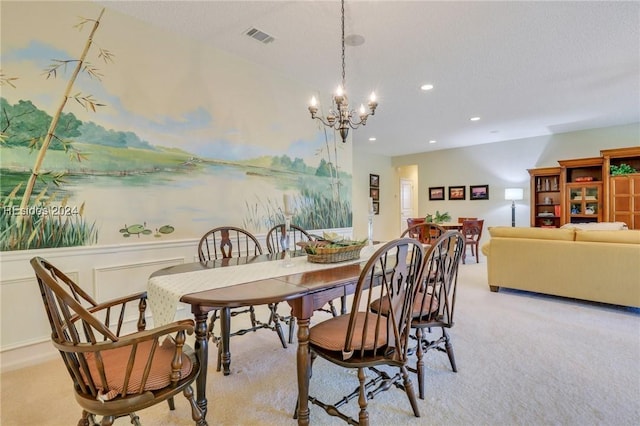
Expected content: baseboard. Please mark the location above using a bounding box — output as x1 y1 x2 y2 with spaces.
0 341 58 373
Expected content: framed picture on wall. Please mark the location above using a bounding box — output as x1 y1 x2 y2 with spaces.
448 186 466 200
429 186 445 201
372 201 379 215
370 187 380 201
369 174 380 188
470 184 489 200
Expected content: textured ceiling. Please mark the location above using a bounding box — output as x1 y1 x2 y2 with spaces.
98 0 640 157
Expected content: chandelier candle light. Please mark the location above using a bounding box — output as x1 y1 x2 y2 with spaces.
308 0 378 143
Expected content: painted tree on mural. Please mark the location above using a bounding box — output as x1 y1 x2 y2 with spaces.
1 9 110 250
19 8 111 209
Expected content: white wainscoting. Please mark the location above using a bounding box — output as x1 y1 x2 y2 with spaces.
0 227 352 372
0 238 198 372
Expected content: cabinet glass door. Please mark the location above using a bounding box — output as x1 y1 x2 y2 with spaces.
568 184 601 222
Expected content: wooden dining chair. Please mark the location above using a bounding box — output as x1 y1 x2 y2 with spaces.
406 217 425 228
401 222 446 245
457 217 478 223
30 256 206 426
297 238 425 426
197 226 287 372
461 219 484 263
265 223 314 254
408 230 465 399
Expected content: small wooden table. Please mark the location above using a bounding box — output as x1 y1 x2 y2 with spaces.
148 251 371 425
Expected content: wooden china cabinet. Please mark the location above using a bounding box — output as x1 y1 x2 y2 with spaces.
601 147 640 229
558 157 604 225
528 147 640 229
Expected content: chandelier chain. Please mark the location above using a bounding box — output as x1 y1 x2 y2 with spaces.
341 0 346 89
307 0 377 143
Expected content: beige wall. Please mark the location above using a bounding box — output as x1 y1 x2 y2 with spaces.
352 149 398 242
353 123 639 246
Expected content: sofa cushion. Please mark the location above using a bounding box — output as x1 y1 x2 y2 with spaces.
488 226 575 241
560 222 628 230
575 229 640 244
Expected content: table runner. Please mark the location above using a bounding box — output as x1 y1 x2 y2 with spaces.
148 244 381 326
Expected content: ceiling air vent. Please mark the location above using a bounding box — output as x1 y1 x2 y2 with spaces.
245 27 275 44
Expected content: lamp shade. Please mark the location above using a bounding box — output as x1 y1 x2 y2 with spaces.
505 188 524 201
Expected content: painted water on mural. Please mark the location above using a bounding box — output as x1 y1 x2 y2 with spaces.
66 163 349 243
1 157 351 247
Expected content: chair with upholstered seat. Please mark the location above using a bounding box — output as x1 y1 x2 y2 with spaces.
297 238 425 425
461 219 484 263
409 230 465 399
30 256 206 426
401 222 446 245
197 226 287 373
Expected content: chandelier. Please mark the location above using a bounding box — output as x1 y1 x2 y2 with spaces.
308 0 378 143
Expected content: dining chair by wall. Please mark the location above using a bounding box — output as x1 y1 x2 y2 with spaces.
461 219 484 263
197 226 287 373
30 256 206 426
265 223 339 343
457 217 478 223
407 230 465 399
265 223 313 254
401 222 446 245
406 217 425 228
296 238 425 425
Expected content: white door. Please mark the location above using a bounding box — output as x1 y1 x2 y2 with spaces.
400 179 415 233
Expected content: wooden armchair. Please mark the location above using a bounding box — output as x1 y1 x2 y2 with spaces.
197 226 287 374
30 256 206 426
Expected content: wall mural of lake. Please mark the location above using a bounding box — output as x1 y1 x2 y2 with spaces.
0 1 353 251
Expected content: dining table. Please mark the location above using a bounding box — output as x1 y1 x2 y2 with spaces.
439 221 464 230
147 245 382 425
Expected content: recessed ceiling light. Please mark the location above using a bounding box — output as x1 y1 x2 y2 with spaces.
368 137 377 141
420 84 434 91
429 140 437 144
470 116 481 121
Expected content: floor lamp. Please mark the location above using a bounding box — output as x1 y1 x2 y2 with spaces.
505 188 524 227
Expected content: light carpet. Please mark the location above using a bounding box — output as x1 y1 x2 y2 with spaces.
1 261 639 425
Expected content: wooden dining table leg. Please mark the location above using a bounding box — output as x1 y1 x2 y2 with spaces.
220 306 232 375
193 309 209 419
296 316 311 426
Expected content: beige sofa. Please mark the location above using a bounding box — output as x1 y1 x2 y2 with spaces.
481 226 640 308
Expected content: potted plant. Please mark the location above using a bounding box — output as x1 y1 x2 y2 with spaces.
610 163 637 176
425 210 451 224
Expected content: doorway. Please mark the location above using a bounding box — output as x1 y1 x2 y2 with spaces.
400 178 414 233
